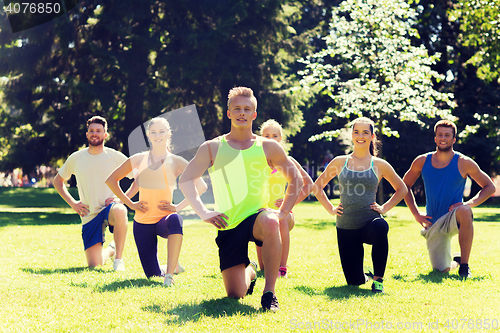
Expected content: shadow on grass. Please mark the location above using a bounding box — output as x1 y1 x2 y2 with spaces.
21 267 167 291
0 187 78 208
323 285 376 300
294 285 323 297
144 297 258 324
0 211 81 227
392 271 488 283
21 267 107 275
294 284 374 300
95 279 163 291
67 278 162 290
417 270 488 283
474 213 500 223
392 273 410 282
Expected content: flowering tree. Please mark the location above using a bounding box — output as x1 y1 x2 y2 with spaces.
451 0 500 83
299 0 456 144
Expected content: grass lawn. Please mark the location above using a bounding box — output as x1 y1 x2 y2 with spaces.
1 188 500 332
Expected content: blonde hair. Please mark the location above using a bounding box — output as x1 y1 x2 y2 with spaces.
227 86 257 111
260 119 283 139
147 117 172 150
259 119 290 151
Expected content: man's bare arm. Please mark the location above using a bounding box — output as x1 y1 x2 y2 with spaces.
179 141 228 229
53 173 90 217
461 157 496 208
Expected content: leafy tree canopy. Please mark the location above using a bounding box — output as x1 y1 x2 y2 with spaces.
299 0 456 146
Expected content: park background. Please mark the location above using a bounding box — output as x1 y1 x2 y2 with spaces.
1 0 500 331
0 0 499 200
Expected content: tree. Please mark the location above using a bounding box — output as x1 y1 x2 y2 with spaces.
415 0 500 198
0 0 312 175
287 0 346 169
450 0 500 83
298 0 456 201
449 0 500 182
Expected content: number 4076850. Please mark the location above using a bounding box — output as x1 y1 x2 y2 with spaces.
4 2 61 14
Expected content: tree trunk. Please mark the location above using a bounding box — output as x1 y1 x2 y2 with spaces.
122 14 151 155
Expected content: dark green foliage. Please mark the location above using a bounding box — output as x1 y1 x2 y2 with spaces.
0 0 314 173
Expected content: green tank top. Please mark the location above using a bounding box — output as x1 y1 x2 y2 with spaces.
208 136 271 230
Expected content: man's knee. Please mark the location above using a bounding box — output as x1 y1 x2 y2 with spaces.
227 290 246 299
456 204 472 217
222 265 247 299
456 205 473 225
110 203 128 223
85 243 103 267
258 213 280 235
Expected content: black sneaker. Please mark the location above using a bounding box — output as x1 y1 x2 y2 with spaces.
452 252 461 265
246 261 258 296
458 264 471 280
371 278 384 293
261 291 279 312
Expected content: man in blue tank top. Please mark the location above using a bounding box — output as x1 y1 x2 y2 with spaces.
403 120 496 279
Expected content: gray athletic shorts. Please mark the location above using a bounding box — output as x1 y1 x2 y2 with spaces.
420 207 459 271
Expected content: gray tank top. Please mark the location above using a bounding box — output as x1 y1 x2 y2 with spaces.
336 156 381 229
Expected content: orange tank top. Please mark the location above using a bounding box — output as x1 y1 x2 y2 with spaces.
133 153 176 224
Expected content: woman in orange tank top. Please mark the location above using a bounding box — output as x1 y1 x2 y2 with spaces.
106 117 207 286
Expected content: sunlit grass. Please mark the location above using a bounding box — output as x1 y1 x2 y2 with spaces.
1 189 499 331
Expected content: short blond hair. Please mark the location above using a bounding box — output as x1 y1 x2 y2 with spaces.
434 119 457 138
227 86 257 111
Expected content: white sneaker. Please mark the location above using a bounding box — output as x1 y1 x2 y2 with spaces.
175 262 186 274
113 258 125 271
164 273 174 287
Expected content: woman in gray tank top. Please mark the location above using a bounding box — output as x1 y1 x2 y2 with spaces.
311 117 407 293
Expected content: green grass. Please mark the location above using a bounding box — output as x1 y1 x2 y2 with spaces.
1 188 500 332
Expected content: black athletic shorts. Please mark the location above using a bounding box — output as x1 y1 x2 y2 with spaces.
215 212 263 272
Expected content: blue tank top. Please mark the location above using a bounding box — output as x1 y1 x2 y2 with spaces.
421 153 466 223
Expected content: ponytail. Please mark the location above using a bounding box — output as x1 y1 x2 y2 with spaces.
369 128 379 157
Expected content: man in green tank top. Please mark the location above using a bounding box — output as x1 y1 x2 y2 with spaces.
180 87 303 311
